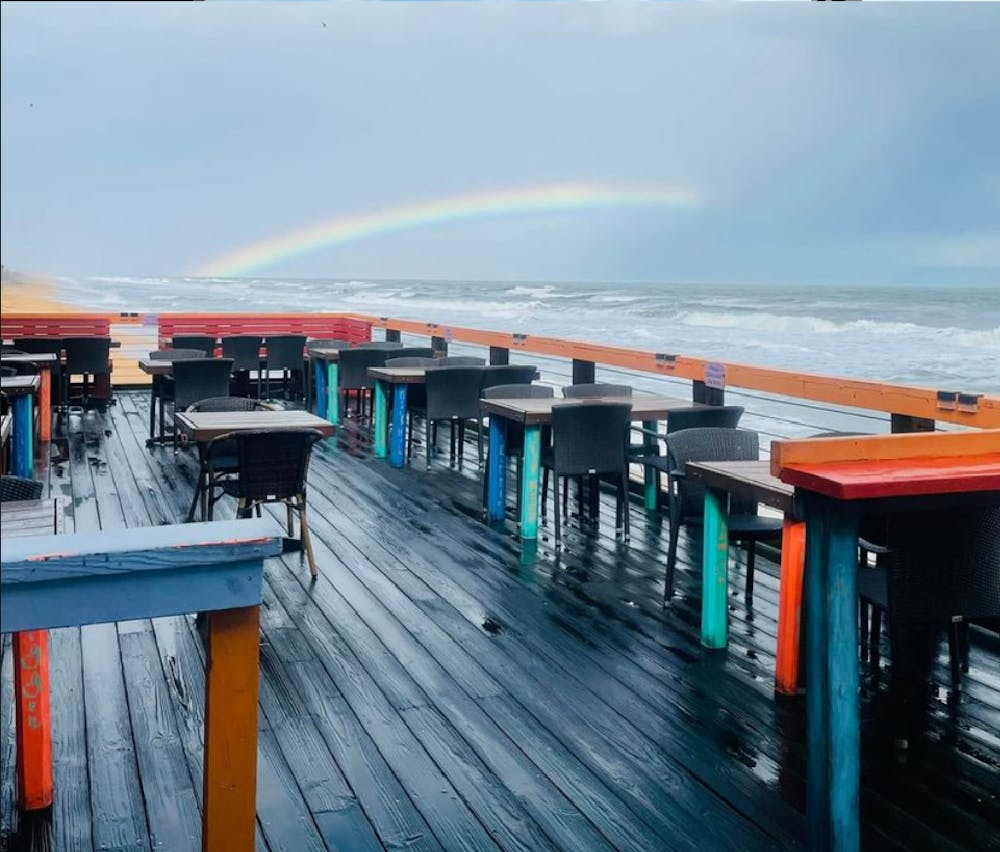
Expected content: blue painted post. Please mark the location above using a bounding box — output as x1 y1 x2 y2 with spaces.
825 500 860 852
701 487 729 649
642 420 659 510
313 359 327 418
486 417 507 524
12 394 34 479
520 425 541 540
326 363 340 426
389 384 408 468
804 492 831 851
373 380 388 459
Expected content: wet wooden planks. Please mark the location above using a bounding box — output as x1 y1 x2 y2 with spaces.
0 392 997 851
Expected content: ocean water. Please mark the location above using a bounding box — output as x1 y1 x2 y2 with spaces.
59 276 1000 393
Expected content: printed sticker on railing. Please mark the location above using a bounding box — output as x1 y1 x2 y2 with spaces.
704 362 726 390
655 353 677 372
142 313 159 327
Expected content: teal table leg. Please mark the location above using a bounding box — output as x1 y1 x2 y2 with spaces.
12 394 34 479
519 425 541 540
389 384 407 468
486 418 507 524
804 492 860 852
313 359 326 418
326 363 339 426
701 486 729 649
642 420 658 510
373 380 388 459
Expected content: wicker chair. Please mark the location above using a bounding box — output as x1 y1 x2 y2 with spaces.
481 384 554 516
0 475 44 501
337 348 390 419
663 427 783 602
207 429 324 577
541 401 632 545
62 337 112 410
384 357 438 368
482 364 537 391
171 335 216 356
356 341 404 350
561 383 632 399
308 338 352 350
146 348 206 442
167 358 234 449
411 367 487 468
263 335 307 400
222 335 264 397
435 356 486 366
860 508 999 702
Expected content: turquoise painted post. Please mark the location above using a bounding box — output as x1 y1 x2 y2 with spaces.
373 380 388 459
389 384 408 468
486 418 507 524
313 359 327 418
326 363 339 426
825 500 860 852
519 425 541 540
12 394 34 479
642 420 659 510
700 486 729 649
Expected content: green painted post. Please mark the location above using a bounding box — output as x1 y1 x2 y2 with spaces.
326 363 339 426
642 420 658 510
701 487 729 649
373 380 388 459
519 425 541 540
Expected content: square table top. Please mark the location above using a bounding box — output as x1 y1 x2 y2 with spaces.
307 347 348 361
1 498 66 539
1 353 60 366
137 357 177 376
480 394 703 426
0 375 41 395
174 409 335 442
778 453 1000 501
367 366 431 385
685 460 794 514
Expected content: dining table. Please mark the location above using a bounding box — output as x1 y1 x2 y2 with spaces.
173 409 335 521
2 496 67 811
1 374 41 478
481 393 704 540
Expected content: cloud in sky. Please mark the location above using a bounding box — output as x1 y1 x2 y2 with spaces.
1 1 999 285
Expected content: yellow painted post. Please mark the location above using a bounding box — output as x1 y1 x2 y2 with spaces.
202 605 260 852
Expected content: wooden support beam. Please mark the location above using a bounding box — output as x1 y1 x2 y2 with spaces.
203 605 261 852
572 359 595 385
14 630 53 810
385 329 401 343
692 380 725 406
431 336 448 357
489 346 509 365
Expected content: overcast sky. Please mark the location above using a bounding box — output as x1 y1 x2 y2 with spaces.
2 1 999 286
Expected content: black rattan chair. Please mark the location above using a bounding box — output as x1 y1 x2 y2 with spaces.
0 475 44 501
385 357 438 368
562 383 633 399
12 337 63 356
171 335 216 356
62 337 112 410
411 367 487 468
541 401 632 545
337 348 390 419
391 347 436 360
263 335 307 400
222 335 264 397
662 427 782 602
168 358 234 449
308 338 352 351
482 364 537 391
357 341 404 350
435 356 486 366
208 429 324 577
147 349 212 443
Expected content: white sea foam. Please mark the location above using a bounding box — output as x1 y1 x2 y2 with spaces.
676 310 934 336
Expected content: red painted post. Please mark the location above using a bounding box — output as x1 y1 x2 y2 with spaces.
775 519 806 696
13 630 53 810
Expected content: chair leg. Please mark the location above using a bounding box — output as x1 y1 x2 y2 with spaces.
859 599 870 663
515 454 523 519
541 467 549 521
458 420 465 464
450 421 457 463
299 497 318 578
621 473 630 539
745 540 756 605
870 608 883 673
407 411 414 460
947 622 962 691
286 504 295 537
425 418 433 470
665 499 680 601
476 418 484 467
553 474 562 546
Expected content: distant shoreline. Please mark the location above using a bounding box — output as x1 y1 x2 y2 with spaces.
1 269 81 313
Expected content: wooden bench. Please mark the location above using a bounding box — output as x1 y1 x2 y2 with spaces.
1 519 281 851
156 313 372 348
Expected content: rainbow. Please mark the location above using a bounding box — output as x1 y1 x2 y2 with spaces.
191 180 700 277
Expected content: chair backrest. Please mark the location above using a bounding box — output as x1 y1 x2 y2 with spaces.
385 357 438 368
666 427 761 521
0 475 44 501
425 367 488 421
2 361 39 376
231 429 323 500
356 341 404 350
12 337 63 355
171 335 216 356
149 348 205 361
888 507 1000 625
550 401 632 476
392 347 436 360
187 396 267 413
171 358 234 410
337 348 390 389
63 337 111 375
221 335 264 371
264 335 308 371
482 383 554 400
666 405 745 434
436 356 486 366
562 383 633 399
308 338 351 351
482 364 537 390
0 366 14 378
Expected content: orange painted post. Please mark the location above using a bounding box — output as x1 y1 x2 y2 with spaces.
202 605 260 852
38 367 51 443
775 519 807 696
13 630 53 810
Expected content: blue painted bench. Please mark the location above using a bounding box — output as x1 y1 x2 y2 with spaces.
1 519 282 852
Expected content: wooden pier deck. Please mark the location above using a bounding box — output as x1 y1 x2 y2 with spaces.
2 390 998 851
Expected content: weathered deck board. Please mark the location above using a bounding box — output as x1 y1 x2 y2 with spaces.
1 392 998 852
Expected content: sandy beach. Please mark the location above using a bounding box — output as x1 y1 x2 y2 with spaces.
1 271 81 314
